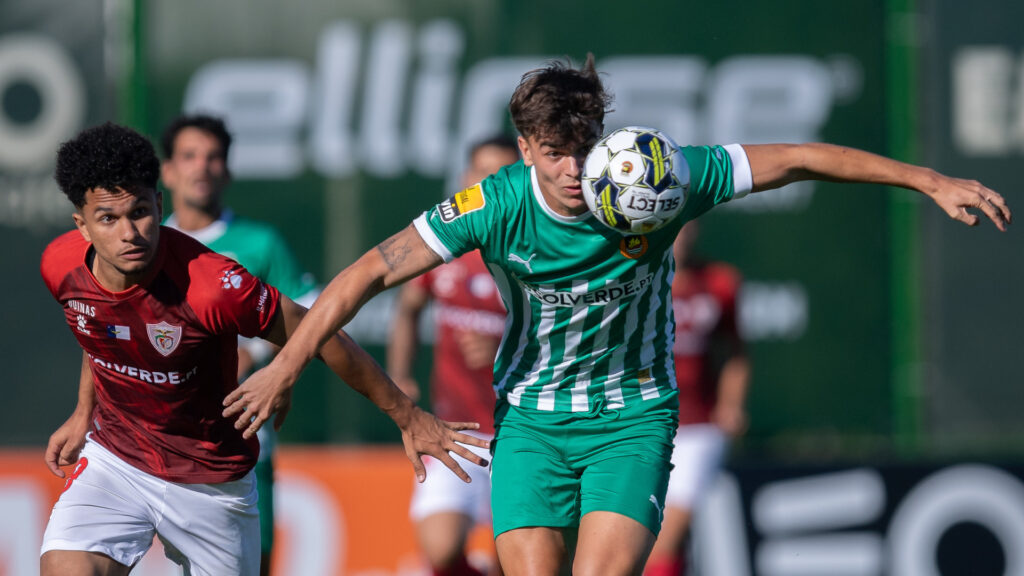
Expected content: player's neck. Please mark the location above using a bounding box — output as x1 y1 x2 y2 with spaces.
172 205 221 232
87 248 155 292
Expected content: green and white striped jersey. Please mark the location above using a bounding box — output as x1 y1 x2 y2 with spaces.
414 144 751 415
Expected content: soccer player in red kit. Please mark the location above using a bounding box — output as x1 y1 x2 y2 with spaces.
39 123 488 576
388 136 518 576
645 222 750 576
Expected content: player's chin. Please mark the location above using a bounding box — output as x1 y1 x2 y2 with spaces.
116 255 154 274
563 192 587 211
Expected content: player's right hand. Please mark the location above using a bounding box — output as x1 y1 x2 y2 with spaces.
45 410 91 478
924 174 1012 231
222 362 296 440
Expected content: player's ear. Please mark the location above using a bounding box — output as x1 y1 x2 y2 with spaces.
517 136 534 166
155 190 163 221
72 210 91 243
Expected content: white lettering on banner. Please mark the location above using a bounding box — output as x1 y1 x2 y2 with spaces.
0 481 45 576
183 19 859 214
360 20 413 177
310 21 361 178
184 61 310 178
739 282 808 341
953 47 1024 156
751 469 886 575
0 34 88 228
888 464 1024 575
0 34 86 171
343 281 809 346
695 465 1024 576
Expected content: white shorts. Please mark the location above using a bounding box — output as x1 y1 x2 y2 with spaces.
664 424 728 511
409 431 493 524
41 439 260 575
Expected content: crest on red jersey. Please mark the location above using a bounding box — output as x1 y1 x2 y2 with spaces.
146 321 182 356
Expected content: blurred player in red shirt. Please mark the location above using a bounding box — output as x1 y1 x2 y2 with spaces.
39 123 487 576
388 136 519 576
645 221 751 576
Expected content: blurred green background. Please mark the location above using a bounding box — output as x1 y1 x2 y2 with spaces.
1 0 1019 460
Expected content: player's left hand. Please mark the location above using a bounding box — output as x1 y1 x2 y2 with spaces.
398 406 489 484
222 364 294 440
925 174 1012 231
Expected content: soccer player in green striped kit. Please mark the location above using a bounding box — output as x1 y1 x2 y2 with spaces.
227 55 1011 575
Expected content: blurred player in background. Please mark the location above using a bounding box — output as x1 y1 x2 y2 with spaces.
40 123 487 576
388 136 518 576
160 113 319 576
229 54 1010 575
645 221 750 576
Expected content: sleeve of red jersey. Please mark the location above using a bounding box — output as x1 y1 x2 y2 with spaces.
39 230 87 299
187 252 282 338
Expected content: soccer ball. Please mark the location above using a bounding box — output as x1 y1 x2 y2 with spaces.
581 126 689 234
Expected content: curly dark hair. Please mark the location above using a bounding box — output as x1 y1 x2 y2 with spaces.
160 113 232 159
54 123 160 208
509 53 612 147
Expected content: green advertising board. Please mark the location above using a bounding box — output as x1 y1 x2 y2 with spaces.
3 0 929 456
137 0 894 451
920 0 1024 454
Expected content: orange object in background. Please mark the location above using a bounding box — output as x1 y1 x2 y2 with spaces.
0 447 495 576
271 447 496 575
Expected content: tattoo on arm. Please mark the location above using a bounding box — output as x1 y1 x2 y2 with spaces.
377 234 413 272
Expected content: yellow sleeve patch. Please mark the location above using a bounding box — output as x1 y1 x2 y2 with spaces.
455 184 485 213
440 184 487 223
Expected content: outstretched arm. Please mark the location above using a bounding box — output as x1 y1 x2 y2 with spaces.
222 225 481 482
258 224 442 388
744 143 1012 231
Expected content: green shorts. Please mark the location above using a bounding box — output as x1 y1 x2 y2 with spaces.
490 394 678 537
255 428 276 555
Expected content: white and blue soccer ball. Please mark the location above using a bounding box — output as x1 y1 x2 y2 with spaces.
581 126 689 234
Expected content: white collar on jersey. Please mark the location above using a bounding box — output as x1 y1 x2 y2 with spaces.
164 208 234 245
529 166 592 224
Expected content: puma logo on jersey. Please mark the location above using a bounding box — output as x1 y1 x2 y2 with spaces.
649 494 664 518
508 252 536 274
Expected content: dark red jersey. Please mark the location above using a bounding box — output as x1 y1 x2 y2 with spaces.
672 261 741 425
40 227 281 483
411 251 505 434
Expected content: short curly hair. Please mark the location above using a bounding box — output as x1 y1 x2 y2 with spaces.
509 53 612 147
160 113 232 159
55 123 160 208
